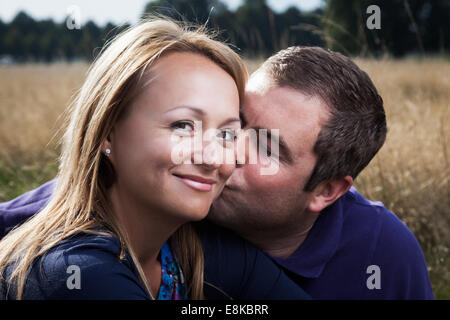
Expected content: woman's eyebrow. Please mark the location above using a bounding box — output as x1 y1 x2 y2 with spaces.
163 105 205 115
164 106 240 127
219 118 241 128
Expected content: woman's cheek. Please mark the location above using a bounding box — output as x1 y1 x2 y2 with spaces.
165 135 195 165
145 136 177 168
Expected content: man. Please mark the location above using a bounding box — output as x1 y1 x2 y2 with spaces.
0 47 433 299
208 46 433 299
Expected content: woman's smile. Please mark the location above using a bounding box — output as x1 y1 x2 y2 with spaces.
172 173 217 192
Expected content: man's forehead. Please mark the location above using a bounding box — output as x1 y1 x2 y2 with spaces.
246 69 274 94
245 84 326 120
242 83 328 157
245 67 329 124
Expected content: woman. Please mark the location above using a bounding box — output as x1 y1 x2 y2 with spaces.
0 18 309 300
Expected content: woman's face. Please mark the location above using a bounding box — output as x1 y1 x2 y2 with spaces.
105 52 241 222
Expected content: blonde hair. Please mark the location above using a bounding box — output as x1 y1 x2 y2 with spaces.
0 17 247 300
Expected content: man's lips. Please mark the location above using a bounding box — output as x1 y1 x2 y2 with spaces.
173 174 217 192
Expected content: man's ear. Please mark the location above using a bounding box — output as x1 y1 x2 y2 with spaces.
308 176 353 213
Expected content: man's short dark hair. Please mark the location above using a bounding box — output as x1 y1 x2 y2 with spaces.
262 46 387 191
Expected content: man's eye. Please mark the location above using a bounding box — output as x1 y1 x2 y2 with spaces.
259 137 277 159
171 121 194 132
260 142 272 157
218 129 237 142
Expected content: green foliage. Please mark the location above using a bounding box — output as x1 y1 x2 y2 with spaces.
1 0 449 60
323 0 450 56
0 11 127 62
0 1 324 61
0 159 58 202
144 0 324 56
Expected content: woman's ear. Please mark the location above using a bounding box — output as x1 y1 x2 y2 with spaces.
101 131 114 160
307 176 353 213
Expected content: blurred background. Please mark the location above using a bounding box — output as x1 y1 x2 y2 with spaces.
0 0 449 298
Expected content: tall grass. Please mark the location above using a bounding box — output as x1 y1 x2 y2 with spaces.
0 63 87 200
0 58 448 298
353 58 450 299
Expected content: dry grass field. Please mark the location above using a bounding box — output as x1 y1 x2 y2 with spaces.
0 58 449 299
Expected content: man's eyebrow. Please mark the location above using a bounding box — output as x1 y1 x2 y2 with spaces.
163 106 205 115
254 127 294 164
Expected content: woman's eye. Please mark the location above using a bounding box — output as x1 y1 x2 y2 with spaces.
171 121 194 132
218 129 237 142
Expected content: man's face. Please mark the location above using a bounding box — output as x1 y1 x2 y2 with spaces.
209 71 330 237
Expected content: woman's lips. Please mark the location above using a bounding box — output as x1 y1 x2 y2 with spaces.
173 174 216 192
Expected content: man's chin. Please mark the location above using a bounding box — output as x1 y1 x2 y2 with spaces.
209 196 227 217
209 190 238 223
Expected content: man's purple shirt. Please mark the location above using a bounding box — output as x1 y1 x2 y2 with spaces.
0 179 434 299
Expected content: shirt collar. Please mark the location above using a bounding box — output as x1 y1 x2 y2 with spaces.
271 191 348 279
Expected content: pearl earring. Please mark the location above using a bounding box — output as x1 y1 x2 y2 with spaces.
105 148 111 155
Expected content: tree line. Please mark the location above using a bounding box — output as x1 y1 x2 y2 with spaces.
0 0 448 62
324 0 450 57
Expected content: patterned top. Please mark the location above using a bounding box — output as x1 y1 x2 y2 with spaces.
157 242 187 300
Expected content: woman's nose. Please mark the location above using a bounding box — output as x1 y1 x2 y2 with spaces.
202 143 222 169
191 133 222 170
